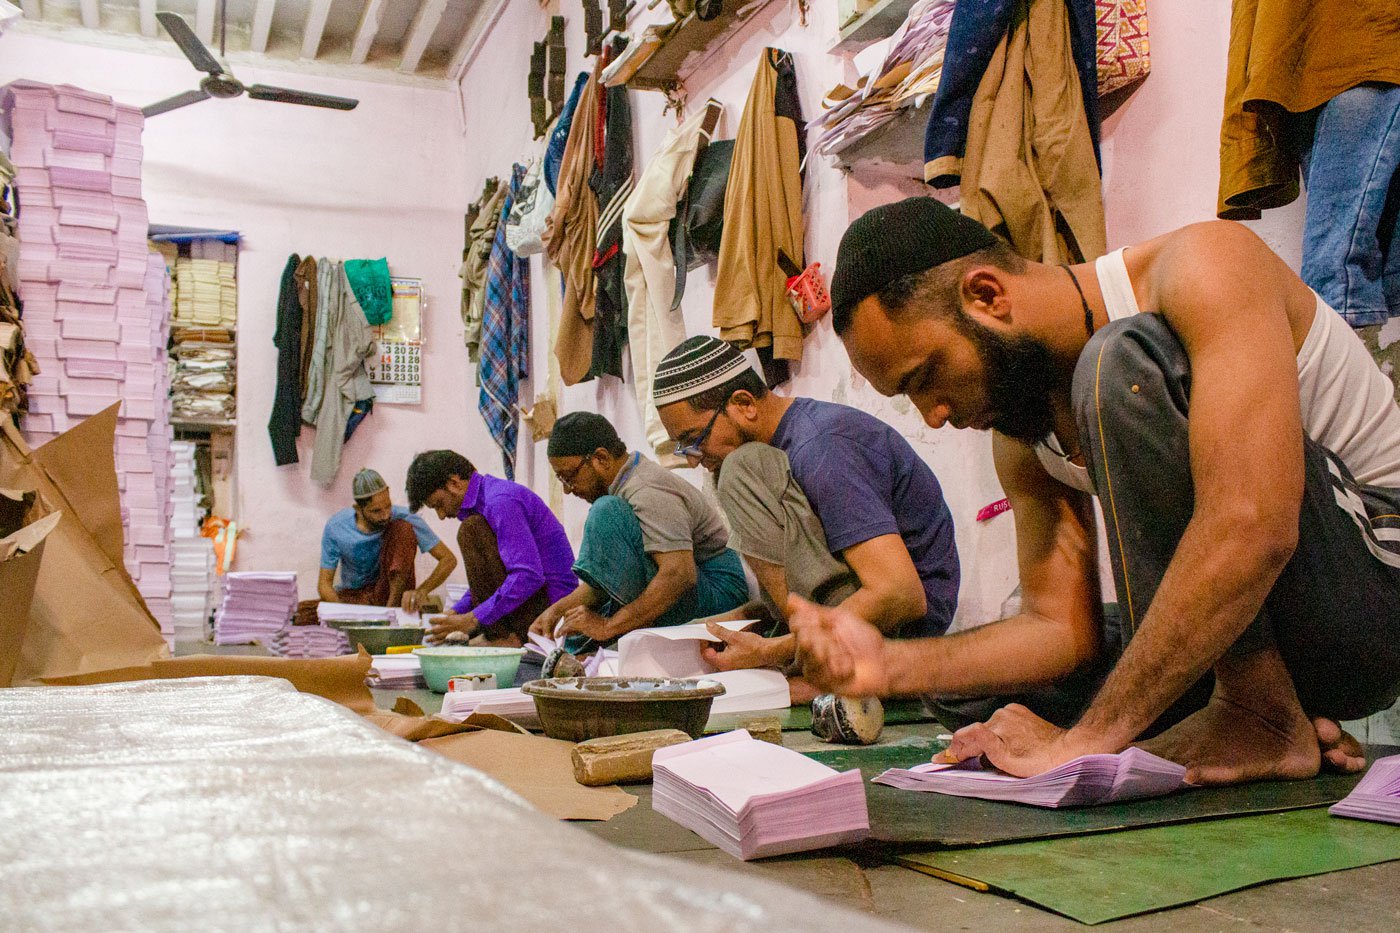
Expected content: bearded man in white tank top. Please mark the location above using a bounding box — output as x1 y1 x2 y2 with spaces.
790 197 1400 786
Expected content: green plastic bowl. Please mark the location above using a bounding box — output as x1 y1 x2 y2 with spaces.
413 646 525 693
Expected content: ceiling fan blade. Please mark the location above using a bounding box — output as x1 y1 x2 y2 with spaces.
141 88 212 118
156 11 225 76
246 85 359 111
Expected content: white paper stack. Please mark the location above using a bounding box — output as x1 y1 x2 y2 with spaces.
704 670 791 715
438 687 540 727
265 624 350 659
316 602 400 625
873 747 1188 808
653 730 869 860
367 654 426 690
5 80 175 640
615 620 759 678
213 571 297 645
168 440 215 641
1330 754 1400 825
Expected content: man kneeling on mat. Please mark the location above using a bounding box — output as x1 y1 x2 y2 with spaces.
531 412 749 645
793 197 1400 785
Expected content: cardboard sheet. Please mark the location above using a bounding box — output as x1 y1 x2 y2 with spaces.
43 650 378 714
0 504 59 687
421 729 639 822
805 741 1400 846
0 407 168 683
895 807 1400 924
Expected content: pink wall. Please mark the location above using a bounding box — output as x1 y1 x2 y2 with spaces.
457 0 1319 626
0 30 478 596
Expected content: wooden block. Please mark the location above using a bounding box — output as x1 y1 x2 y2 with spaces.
738 716 784 745
571 728 691 786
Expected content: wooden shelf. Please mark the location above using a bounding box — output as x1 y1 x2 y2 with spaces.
833 0 917 51
629 0 782 93
172 417 236 431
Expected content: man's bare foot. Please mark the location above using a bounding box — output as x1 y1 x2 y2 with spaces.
1312 717 1367 774
1139 695 1320 786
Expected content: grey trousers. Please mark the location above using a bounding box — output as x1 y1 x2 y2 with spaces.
716 442 860 619
1078 314 1400 723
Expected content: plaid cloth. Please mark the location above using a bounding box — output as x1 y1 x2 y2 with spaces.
479 163 531 479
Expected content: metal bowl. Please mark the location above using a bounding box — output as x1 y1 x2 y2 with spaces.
521 676 726 742
341 625 424 656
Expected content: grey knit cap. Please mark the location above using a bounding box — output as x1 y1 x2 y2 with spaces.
352 468 388 501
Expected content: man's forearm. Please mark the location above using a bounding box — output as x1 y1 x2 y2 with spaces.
1069 517 1291 750
839 585 921 635
416 558 454 599
880 610 1099 697
317 583 339 603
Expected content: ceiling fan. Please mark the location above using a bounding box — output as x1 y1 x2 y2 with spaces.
143 5 358 118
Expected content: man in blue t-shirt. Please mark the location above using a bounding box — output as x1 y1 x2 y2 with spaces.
319 468 457 611
653 336 959 692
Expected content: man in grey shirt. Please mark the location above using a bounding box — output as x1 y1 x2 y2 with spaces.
532 412 750 644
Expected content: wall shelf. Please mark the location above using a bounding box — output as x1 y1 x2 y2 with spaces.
171 417 236 432
629 0 782 93
833 0 917 51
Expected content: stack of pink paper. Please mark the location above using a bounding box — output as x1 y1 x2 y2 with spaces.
265 624 350 659
213 572 298 645
366 655 426 690
652 730 870 860
438 687 540 727
873 747 1188 808
3 80 175 640
1330 754 1400 825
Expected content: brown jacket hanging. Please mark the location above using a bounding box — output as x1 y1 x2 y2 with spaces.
956 0 1105 264
1218 0 1400 219
545 66 601 386
713 49 806 365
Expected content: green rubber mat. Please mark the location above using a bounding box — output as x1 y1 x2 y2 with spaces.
803 743 1398 847
704 698 939 735
895 807 1400 924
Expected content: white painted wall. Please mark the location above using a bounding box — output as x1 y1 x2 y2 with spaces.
0 29 477 595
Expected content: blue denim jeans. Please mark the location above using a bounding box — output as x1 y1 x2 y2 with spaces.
1297 83 1400 327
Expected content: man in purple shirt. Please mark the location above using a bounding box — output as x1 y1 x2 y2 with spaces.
406 450 578 647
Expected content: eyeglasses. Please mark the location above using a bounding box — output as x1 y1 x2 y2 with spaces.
674 396 732 459
554 457 591 491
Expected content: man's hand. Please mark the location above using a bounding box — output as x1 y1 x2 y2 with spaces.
556 606 619 643
945 703 1096 777
787 595 892 697
530 605 563 640
701 622 780 671
428 611 479 644
400 588 422 614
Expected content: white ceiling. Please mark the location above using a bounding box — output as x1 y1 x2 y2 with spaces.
15 0 497 82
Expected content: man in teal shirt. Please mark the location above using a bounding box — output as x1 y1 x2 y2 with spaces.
319 468 457 611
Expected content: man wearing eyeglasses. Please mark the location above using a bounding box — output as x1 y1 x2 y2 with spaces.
531 412 749 644
652 336 959 685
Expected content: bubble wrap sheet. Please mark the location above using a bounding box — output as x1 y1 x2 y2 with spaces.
0 677 910 932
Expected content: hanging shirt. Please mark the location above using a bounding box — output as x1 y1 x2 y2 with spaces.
452 472 578 627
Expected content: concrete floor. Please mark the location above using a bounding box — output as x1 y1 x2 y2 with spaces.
178 642 1400 929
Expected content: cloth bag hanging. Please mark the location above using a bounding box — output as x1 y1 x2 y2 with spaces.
505 160 554 257
668 138 735 308
1095 0 1150 96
